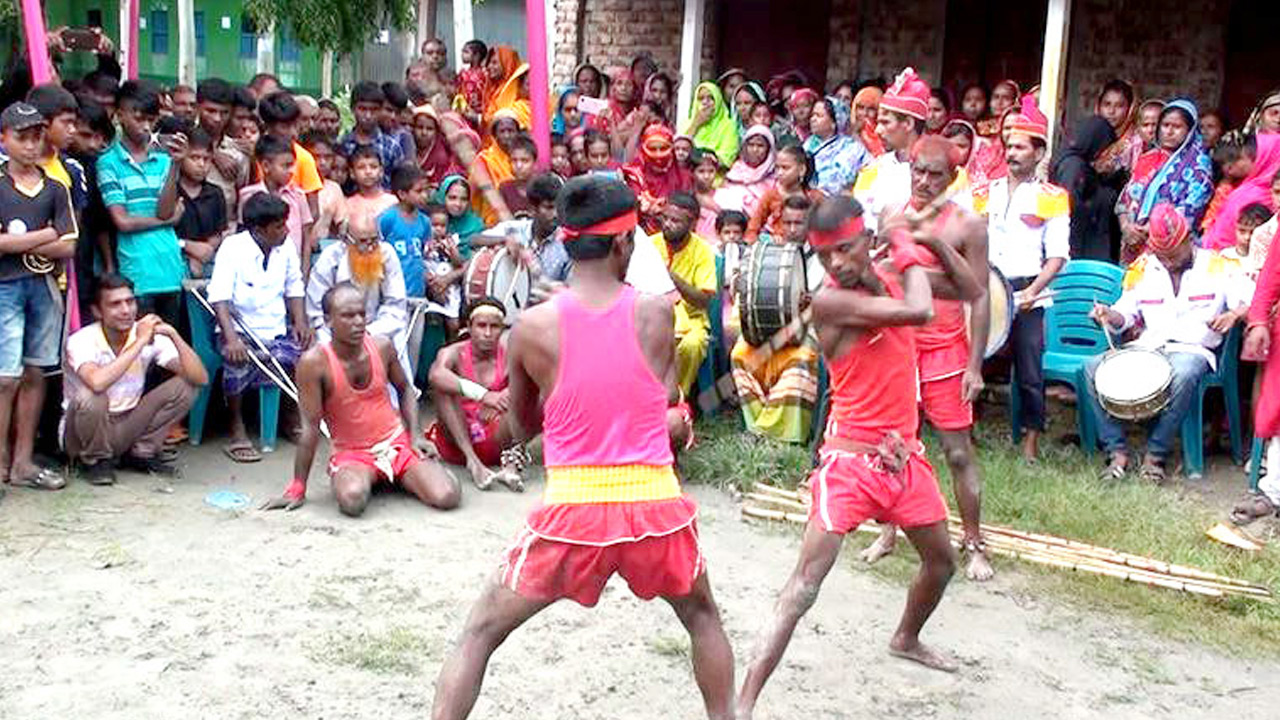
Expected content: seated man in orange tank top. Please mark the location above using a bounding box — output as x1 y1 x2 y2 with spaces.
738 197 965 719
427 297 528 492
431 177 735 720
262 282 460 517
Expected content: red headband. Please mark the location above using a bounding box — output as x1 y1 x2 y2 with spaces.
808 216 867 249
561 210 639 241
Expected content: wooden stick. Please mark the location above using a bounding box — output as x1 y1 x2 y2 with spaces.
743 493 808 514
742 505 808 524
751 483 806 502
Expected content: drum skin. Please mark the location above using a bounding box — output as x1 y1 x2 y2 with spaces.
738 243 806 347
1094 347 1174 420
464 247 531 324
966 267 1014 359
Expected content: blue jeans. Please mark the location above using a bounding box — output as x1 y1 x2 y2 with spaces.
1084 351 1210 460
0 275 62 377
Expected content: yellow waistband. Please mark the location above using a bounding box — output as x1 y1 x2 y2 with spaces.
543 464 682 504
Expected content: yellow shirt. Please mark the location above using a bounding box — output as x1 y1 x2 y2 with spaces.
652 232 717 336
40 155 72 188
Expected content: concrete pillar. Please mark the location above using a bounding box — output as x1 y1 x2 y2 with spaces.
676 0 705 125
1038 0 1073 150
451 0 474 70
177 0 196 86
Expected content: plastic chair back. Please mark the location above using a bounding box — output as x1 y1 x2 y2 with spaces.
1044 260 1124 357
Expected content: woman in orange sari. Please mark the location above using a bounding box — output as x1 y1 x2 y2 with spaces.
480 46 524 131
471 109 525 225
852 85 885 157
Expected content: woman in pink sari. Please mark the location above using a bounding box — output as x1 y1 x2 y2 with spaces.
1204 134 1280 250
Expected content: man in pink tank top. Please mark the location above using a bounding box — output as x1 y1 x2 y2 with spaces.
739 197 964 718
431 178 735 720
427 297 528 491
262 282 460 517
860 136 997 581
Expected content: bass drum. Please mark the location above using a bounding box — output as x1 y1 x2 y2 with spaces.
464 247 531 325
738 242 806 347
965 266 1015 359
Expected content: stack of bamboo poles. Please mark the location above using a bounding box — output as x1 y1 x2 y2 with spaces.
741 483 1274 602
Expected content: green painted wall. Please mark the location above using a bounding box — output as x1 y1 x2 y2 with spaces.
41 0 335 96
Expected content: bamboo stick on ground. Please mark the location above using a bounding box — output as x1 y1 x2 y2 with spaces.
743 493 808 514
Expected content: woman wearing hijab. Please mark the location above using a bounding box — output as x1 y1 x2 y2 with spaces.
786 88 820 144
681 81 740 167
977 79 1019 137
471 109 524 225
574 62 605 99
550 85 582 136
622 124 694 234
803 96 869 197
1204 134 1280 251
412 104 464 186
731 81 767 134
435 175 486 250
1244 90 1280 135
967 107 1018 192
1116 98 1214 263
483 58 530 135
1050 115 1119 261
716 125 776 217
589 66 638 137
644 71 676 126
852 85 885 157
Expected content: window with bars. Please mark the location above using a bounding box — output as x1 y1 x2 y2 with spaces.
150 10 169 55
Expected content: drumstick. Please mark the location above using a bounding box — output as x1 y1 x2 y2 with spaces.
1093 293 1118 351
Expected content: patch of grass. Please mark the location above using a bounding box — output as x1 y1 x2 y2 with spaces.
646 634 690 661
309 626 440 675
686 414 1280 656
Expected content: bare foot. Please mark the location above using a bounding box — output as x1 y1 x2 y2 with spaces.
965 549 995 582
1020 431 1040 464
466 458 494 491
492 469 525 493
888 638 959 673
860 525 897 564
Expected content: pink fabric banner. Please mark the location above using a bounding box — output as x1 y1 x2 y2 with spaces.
126 0 140 80
524 0 551 169
20 0 53 84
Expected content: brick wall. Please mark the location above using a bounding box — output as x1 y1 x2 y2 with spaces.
824 0 946 89
1063 0 1228 128
553 0 716 91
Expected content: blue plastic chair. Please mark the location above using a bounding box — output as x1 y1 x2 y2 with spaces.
694 253 727 416
185 290 281 452
1248 437 1264 491
1010 259 1124 448
1179 324 1244 478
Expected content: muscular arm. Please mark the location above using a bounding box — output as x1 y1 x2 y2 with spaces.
74 339 150 394
670 271 714 310
1023 257 1066 304
635 294 678 403
158 327 210 386
427 343 467 397
290 351 327 486
813 265 935 329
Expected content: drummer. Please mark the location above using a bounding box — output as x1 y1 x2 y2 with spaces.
1085 204 1250 484
304 211 412 382
651 193 718 397
426 298 529 491
470 174 571 283
729 195 822 443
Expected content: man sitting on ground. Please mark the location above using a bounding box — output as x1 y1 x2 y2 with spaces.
427 298 529 492
206 193 314 463
1086 203 1249 484
263 282 459 516
651 192 717 398
305 213 411 380
63 274 208 484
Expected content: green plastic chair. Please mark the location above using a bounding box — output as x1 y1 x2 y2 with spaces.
1179 324 1244 478
185 290 281 452
1010 259 1124 449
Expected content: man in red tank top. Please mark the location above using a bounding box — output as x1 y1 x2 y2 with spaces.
431 178 735 720
738 197 964 718
860 136 996 581
262 282 460 517
427 297 528 492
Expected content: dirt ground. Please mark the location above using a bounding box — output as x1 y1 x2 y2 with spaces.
1 443 1277 720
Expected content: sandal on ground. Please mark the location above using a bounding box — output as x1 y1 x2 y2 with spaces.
1139 461 1168 486
120 453 180 478
164 426 189 446
1229 492 1277 525
223 440 263 464
1099 454 1128 481
9 466 67 491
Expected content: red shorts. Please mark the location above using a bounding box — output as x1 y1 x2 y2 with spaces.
500 523 705 607
328 430 420 483
919 371 973 431
808 447 948 534
426 418 502 466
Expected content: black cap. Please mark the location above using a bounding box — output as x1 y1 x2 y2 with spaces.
1 102 47 132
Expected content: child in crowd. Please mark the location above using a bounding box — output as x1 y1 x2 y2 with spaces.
498 135 538 217
1203 138 1256 233
257 91 324 221
424 201 465 337
380 82 418 161
674 135 695 169
584 129 621 180
550 136 573 178
691 149 723 245
343 146 397 236
231 85 259 144
379 164 431 298
716 209 749 348
174 126 228 277
1249 169 1280 277
567 130 589 175
1229 203 1272 267
456 39 491 121
300 130 348 254
330 151 350 194
747 144 821 241
240 135 313 260
315 99 343 138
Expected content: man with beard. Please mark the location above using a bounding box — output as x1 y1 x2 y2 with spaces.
263 282 459 517
304 214 411 381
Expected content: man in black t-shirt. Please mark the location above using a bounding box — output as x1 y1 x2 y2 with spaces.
0 102 79 494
